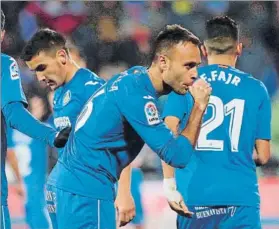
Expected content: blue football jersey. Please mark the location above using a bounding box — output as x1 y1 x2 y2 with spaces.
52 68 105 156
1 54 28 205
164 64 271 207
47 66 193 200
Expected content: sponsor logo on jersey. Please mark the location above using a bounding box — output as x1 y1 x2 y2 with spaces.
54 116 71 129
144 102 160 125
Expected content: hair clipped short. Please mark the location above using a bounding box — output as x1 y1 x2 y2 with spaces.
21 28 68 61
205 16 238 41
204 16 239 55
151 24 200 62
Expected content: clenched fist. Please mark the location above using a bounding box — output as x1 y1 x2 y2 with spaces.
189 79 212 110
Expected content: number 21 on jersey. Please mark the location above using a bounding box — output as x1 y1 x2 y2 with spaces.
196 96 245 152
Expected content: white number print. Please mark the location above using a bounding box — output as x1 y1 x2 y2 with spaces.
74 88 105 132
75 101 93 132
196 96 245 152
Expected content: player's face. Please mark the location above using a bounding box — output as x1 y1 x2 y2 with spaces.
25 50 68 90
163 42 201 95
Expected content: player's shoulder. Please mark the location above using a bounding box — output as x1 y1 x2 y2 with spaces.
198 64 249 76
79 68 105 85
106 66 148 96
1 53 17 65
1 53 20 80
229 67 269 97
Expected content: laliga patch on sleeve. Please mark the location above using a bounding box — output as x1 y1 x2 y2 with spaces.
144 101 160 125
9 60 20 80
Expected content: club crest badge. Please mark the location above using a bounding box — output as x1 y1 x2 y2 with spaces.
63 90 71 106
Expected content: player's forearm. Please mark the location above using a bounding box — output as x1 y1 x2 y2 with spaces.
117 164 132 196
3 102 57 147
180 103 206 146
7 149 22 183
162 160 175 178
159 135 193 168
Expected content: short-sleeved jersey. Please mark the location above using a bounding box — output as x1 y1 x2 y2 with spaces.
48 66 191 200
163 64 271 207
52 68 105 156
1 53 28 205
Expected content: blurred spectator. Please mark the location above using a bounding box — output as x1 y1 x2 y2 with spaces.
85 15 141 73
19 1 88 40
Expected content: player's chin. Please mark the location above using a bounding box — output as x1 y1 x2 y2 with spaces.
49 84 58 91
174 87 188 95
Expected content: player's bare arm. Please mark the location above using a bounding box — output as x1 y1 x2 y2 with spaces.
115 164 136 227
162 116 193 217
254 139 271 166
6 148 24 197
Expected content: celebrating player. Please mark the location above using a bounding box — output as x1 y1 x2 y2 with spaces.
162 16 271 229
46 24 211 229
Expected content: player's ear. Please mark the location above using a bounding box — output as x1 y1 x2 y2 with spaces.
1 30 5 43
56 49 67 65
236 43 243 56
201 45 207 58
158 54 170 71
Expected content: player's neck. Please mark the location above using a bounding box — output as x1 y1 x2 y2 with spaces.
147 64 166 95
64 61 80 83
207 55 237 68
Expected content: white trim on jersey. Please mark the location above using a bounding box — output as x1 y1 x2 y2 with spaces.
2 205 6 229
97 199 100 229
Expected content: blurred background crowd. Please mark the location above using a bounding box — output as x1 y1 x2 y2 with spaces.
2 1 279 228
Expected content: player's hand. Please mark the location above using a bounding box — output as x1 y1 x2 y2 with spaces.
189 78 212 110
53 127 72 148
163 178 193 218
115 193 136 227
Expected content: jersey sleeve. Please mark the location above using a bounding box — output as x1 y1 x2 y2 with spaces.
2 102 57 147
162 91 188 120
6 127 15 148
255 82 271 140
1 57 28 109
116 92 193 168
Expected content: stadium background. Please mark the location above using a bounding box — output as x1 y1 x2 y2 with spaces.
1 1 279 228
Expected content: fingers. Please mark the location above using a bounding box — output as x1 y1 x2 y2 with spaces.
180 201 194 217
118 209 135 227
169 201 194 218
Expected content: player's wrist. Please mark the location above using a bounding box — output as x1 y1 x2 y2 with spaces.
193 101 208 111
163 178 181 202
163 178 176 190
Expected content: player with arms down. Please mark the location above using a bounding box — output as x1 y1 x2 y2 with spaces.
0 10 70 229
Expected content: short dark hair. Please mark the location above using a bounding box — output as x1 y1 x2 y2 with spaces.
204 16 239 55
1 10 5 31
21 28 68 61
151 24 201 61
